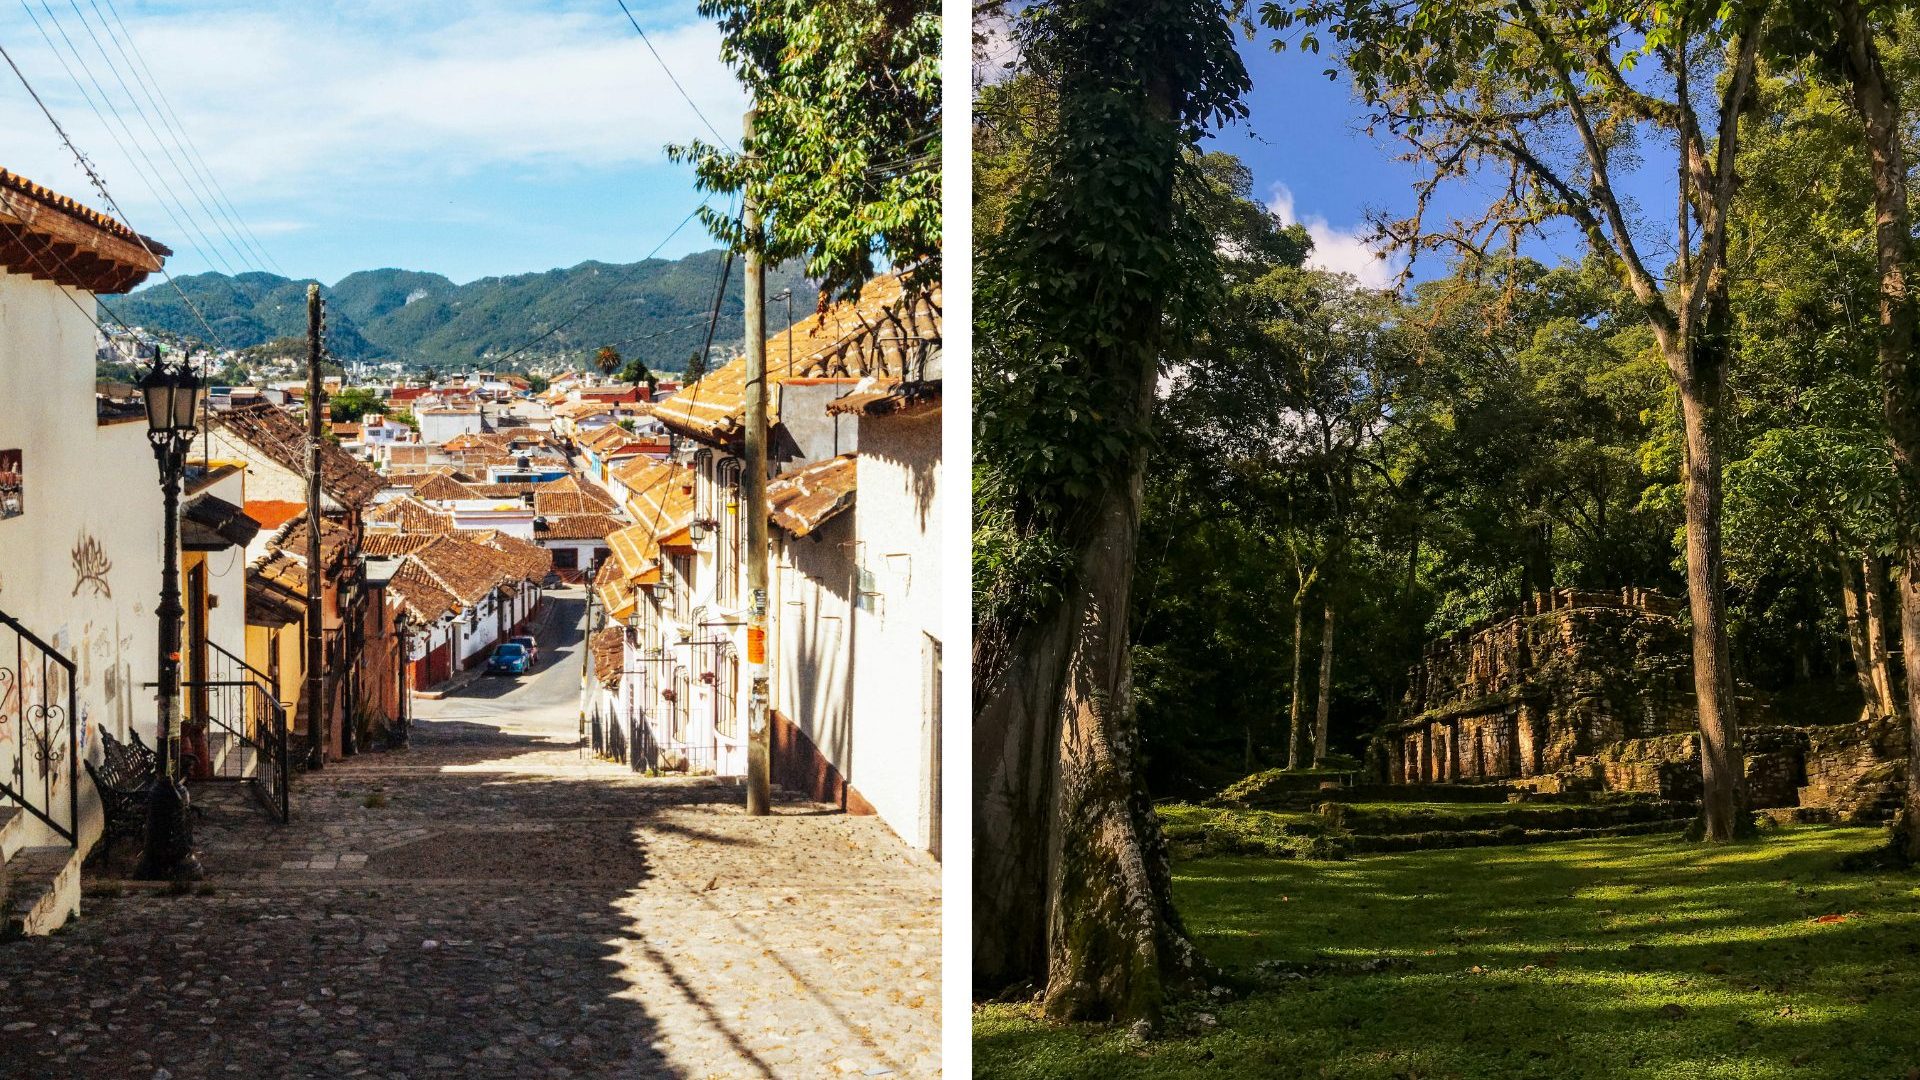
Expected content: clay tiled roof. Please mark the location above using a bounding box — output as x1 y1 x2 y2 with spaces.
650 274 942 445
767 455 857 538
364 495 455 533
552 400 614 420
411 473 482 503
246 552 308 626
405 534 521 605
824 376 943 418
534 513 623 541
465 529 553 581
605 461 695 582
212 403 385 509
533 483 617 516
593 553 638 620
0 168 168 293
267 512 353 570
385 445 433 467
590 624 625 688
584 425 636 452
388 559 461 621
361 532 437 556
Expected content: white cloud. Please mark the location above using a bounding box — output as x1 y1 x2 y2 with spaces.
1268 182 1401 290
0 1 742 235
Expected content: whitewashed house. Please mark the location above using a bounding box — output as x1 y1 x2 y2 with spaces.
600 272 944 854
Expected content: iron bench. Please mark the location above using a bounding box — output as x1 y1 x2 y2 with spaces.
86 728 156 858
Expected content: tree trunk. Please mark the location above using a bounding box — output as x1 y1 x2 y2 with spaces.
972 407 1210 1024
1286 578 1310 770
1312 599 1335 765
1863 554 1904 721
1836 1 1920 860
1841 556 1881 718
1673 316 1746 842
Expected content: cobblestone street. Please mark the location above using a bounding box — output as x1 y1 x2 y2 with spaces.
0 594 942 1079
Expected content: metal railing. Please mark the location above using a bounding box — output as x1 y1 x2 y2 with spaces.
0 608 78 846
182 640 290 822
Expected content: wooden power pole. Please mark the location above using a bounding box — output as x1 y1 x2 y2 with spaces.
304 284 326 770
743 108 771 815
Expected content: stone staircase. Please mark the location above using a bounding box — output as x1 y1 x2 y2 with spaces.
0 803 84 940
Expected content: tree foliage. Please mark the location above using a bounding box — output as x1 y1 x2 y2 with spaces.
672 0 940 301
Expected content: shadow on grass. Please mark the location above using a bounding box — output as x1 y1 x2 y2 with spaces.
975 826 1920 1080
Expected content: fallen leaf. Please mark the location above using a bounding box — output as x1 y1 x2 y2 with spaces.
1814 914 1848 924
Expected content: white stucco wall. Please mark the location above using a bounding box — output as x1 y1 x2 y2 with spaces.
847 408 942 851
0 271 165 852
774 514 857 789
418 411 483 445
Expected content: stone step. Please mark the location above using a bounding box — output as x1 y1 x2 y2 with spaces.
2 845 80 939
0 804 22 863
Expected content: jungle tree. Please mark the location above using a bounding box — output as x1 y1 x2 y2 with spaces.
1265 0 1772 840
972 0 1250 1025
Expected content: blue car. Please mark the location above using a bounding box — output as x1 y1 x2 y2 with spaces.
487 642 531 676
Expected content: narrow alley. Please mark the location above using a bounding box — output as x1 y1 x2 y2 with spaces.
0 591 942 1079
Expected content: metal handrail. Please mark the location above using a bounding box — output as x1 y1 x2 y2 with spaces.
0 607 79 847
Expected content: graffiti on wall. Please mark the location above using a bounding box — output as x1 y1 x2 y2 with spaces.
71 533 112 599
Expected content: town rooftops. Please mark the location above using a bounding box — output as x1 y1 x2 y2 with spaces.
0 168 169 293
649 273 942 445
533 512 623 541
604 460 696 584
212 403 386 509
767 455 857 538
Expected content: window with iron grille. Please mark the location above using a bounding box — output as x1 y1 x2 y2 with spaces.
715 649 739 738
672 665 690 742
717 458 742 607
693 448 714 523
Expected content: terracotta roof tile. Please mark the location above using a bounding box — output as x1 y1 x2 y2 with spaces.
591 625 625 688
364 495 455 533
534 513 623 541
651 273 941 444
212 403 385 509
605 461 695 582
768 455 857 538
824 376 943 417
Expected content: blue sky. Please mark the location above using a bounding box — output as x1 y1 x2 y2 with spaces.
1214 37 1676 289
0 0 742 284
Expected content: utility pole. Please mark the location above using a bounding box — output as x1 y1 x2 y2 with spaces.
743 107 771 816
304 284 326 770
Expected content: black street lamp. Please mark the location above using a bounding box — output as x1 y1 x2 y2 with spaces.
135 347 206 881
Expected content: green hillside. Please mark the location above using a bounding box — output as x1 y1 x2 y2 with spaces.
115 250 812 373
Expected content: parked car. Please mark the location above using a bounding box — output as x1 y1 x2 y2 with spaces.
508 635 540 666
487 643 531 676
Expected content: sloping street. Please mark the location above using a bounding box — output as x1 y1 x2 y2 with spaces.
0 590 941 1079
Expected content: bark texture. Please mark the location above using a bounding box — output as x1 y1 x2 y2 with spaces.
1312 600 1335 765
1841 556 1882 718
1673 311 1747 841
1861 555 1904 721
1835 1 1920 860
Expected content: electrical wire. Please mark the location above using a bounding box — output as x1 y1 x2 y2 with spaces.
0 31 228 350
614 0 733 152
489 197 711 367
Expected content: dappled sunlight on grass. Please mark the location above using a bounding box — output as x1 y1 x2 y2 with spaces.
976 826 1920 1080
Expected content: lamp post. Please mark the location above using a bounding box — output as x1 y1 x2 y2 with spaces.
136 347 206 881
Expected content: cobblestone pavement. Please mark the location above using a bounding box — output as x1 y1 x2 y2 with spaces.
0 593 942 1079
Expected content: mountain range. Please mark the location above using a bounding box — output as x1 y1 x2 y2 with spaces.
112 249 813 373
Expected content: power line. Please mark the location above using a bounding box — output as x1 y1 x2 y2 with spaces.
490 197 711 367
0 28 228 349
19 0 236 278
50 0 257 275
614 0 733 152
86 0 286 276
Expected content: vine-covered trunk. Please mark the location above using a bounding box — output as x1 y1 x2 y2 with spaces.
973 383 1211 1025
1841 556 1883 718
1673 318 1747 842
1312 600 1335 765
1837 1 1920 858
1862 555 1904 721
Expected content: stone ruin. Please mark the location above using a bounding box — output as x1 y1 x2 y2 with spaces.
1372 587 1909 822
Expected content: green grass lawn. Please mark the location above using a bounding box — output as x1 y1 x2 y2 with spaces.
975 826 1920 1080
